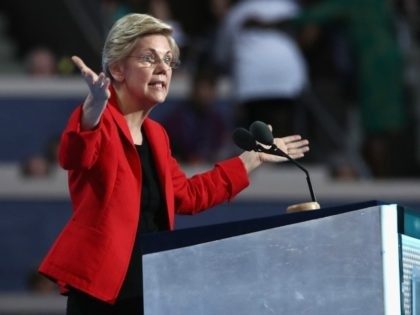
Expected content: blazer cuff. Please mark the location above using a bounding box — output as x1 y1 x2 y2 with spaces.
216 157 250 200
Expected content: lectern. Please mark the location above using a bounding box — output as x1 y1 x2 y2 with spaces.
140 201 420 315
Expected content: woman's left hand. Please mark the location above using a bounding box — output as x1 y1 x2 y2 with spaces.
260 135 309 163
239 134 310 174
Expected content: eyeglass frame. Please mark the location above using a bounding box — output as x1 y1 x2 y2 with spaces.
127 51 181 70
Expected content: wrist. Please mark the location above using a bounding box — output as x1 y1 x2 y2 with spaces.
81 94 106 131
239 151 262 174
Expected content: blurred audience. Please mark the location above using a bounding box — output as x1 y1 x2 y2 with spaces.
26 269 58 294
294 0 420 178
21 155 51 178
161 68 231 164
394 0 420 169
147 0 188 52
101 0 134 32
24 47 57 76
1 0 420 178
20 136 60 178
214 0 309 139
190 0 233 71
328 153 359 181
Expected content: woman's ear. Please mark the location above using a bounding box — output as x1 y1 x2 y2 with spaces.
108 61 124 82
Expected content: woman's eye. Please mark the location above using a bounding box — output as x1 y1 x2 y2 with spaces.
143 55 155 63
163 56 172 64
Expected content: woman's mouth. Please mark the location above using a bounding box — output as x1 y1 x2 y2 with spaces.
148 80 166 89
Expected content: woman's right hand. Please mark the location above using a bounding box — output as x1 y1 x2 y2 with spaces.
72 56 111 130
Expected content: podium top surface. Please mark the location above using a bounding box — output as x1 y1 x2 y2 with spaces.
141 200 393 255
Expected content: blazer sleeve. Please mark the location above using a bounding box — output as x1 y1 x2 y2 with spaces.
58 105 108 170
170 154 250 215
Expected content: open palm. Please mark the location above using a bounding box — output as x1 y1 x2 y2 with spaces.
258 135 309 163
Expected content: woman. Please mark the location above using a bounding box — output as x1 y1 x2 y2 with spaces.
39 13 309 314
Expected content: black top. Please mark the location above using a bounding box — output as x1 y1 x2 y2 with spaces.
118 135 169 300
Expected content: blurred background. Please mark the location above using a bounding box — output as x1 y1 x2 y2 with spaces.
0 0 419 313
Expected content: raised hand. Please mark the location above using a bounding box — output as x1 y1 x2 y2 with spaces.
72 56 111 130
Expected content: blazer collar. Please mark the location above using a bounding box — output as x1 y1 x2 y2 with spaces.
106 85 162 152
107 85 138 146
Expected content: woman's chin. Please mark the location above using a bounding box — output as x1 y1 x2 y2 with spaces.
150 93 168 104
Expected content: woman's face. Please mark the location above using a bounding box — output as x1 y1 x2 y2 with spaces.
116 34 174 108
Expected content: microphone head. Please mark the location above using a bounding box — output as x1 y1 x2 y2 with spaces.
249 121 274 145
232 128 256 151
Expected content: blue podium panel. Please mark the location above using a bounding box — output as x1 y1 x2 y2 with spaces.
143 204 401 315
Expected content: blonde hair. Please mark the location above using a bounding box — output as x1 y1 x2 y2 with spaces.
102 13 180 77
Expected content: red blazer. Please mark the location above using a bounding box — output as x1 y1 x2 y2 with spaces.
39 89 249 304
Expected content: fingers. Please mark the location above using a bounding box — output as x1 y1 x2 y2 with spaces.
274 136 308 149
258 133 311 164
288 147 309 157
278 135 308 145
271 134 310 161
96 73 109 89
89 72 111 101
287 139 309 150
72 55 111 101
287 139 310 160
280 134 302 143
71 55 88 72
72 55 98 83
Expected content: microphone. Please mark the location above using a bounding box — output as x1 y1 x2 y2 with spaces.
232 128 257 151
249 120 274 146
233 121 320 212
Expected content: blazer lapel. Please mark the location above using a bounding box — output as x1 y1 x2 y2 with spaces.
143 119 168 184
107 86 134 146
143 119 175 228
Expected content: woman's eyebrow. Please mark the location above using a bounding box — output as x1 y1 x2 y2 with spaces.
136 48 172 55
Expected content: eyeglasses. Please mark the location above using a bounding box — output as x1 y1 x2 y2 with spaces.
128 52 180 69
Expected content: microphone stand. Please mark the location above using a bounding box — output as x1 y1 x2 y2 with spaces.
254 143 320 212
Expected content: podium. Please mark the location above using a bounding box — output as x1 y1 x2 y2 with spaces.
140 201 420 315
